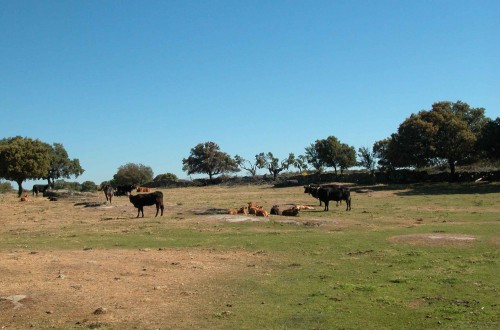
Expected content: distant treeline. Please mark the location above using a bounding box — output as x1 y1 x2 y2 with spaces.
144 169 500 189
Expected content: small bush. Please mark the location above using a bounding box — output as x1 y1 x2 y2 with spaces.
0 181 13 193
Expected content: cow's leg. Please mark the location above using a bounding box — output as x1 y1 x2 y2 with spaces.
140 207 145 218
160 205 164 216
323 200 329 211
136 208 141 218
155 204 159 217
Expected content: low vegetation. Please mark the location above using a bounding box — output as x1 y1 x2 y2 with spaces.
0 182 498 329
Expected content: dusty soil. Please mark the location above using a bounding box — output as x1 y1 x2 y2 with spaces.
0 191 268 329
0 249 257 329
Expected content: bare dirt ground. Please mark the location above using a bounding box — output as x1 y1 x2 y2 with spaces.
0 191 267 329
1 249 257 329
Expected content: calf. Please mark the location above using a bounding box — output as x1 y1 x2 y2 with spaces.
20 194 29 202
318 186 351 211
136 186 151 192
129 191 164 218
32 184 49 196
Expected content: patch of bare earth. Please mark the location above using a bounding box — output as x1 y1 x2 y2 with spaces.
0 248 259 329
389 233 476 246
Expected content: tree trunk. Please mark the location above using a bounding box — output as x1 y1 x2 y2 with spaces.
448 160 457 182
16 179 24 197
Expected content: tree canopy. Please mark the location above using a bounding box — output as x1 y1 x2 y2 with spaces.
113 163 154 186
381 101 487 177
255 152 295 180
47 143 84 187
0 136 52 196
310 136 356 175
182 142 240 182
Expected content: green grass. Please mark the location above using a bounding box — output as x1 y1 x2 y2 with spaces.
1 182 499 329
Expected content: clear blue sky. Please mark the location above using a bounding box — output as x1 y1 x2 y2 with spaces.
1 0 499 185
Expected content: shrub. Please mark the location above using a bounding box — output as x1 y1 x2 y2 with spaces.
0 181 13 193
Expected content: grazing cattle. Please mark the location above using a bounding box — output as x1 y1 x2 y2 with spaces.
20 194 29 202
129 191 164 218
281 207 300 216
136 186 151 193
32 184 49 196
317 186 351 211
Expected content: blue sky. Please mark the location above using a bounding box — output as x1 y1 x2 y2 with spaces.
1 0 499 185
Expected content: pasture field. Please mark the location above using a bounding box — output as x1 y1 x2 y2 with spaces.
0 182 499 329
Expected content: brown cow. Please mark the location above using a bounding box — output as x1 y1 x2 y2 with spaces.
137 186 151 193
20 194 29 202
255 208 269 217
237 206 248 214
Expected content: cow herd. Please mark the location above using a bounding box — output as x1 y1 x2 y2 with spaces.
27 182 352 218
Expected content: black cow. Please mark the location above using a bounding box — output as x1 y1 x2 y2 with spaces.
32 184 49 196
129 191 164 218
317 186 351 211
304 184 322 206
116 184 137 196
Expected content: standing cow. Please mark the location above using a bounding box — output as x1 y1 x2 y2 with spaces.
318 186 351 211
32 184 50 196
129 191 164 218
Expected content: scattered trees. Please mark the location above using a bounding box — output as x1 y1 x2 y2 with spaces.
47 143 84 188
113 163 154 186
154 173 178 182
182 142 240 182
357 147 376 176
255 152 295 180
478 117 500 160
308 136 356 176
234 155 259 176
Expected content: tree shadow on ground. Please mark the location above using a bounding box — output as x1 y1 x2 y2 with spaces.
375 182 500 196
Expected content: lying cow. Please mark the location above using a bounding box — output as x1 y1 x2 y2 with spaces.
136 186 151 192
318 186 351 211
282 206 300 216
32 184 49 196
129 191 164 218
